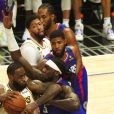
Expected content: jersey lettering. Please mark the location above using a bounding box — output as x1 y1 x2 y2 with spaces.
43 105 48 113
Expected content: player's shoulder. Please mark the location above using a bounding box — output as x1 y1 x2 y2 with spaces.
66 46 74 51
21 39 38 49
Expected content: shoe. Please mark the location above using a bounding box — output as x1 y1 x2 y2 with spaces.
75 23 84 41
103 23 114 40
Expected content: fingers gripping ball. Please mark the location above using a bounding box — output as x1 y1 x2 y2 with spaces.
3 94 26 114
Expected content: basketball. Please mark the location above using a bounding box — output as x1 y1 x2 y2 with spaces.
3 94 26 114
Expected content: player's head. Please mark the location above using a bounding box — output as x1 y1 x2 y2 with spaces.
38 3 56 30
7 62 27 91
41 57 74 81
26 14 45 40
49 29 67 58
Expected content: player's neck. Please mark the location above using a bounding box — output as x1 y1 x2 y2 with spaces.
46 23 57 37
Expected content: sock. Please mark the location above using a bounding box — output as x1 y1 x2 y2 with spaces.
103 17 111 26
63 19 69 27
75 19 83 29
75 19 82 25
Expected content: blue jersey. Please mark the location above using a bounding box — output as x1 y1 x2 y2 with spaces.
40 79 85 114
56 23 66 31
0 0 14 22
45 47 88 112
0 0 7 22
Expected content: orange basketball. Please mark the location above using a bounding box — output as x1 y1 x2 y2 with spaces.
3 94 26 114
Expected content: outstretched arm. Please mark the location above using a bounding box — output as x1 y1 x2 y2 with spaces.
64 28 82 74
21 83 62 114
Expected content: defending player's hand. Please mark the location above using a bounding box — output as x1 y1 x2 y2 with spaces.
2 9 13 29
21 102 40 114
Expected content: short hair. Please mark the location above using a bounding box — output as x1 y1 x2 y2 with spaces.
7 62 23 76
38 3 55 15
49 29 65 41
25 14 40 29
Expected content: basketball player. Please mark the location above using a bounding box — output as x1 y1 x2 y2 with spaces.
20 15 51 66
44 29 88 112
38 3 82 75
24 0 42 17
3 10 85 114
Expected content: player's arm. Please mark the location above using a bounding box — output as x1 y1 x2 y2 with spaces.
27 80 54 94
64 28 82 74
49 85 80 112
70 45 83 74
2 11 50 82
21 83 63 114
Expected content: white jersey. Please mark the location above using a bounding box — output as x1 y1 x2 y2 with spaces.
20 37 52 66
0 84 39 114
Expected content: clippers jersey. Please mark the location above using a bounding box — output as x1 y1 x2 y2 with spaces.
45 46 88 112
0 84 39 114
40 79 85 114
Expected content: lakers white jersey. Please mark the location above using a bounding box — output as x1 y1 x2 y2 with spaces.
21 37 51 66
0 84 39 114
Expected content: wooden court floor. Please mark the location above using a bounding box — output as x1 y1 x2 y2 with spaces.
0 54 114 114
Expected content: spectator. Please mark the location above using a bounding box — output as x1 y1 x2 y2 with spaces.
61 0 114 41
24 0 42 17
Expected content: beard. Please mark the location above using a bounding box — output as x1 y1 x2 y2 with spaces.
35 33 45 41
12 81 26 91
44 19 52 31
53 46 65 58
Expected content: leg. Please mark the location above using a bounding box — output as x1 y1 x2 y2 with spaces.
61 0 71 27
73 0 84 41
24 0 33 19
102 0 114 40
32 0 42 14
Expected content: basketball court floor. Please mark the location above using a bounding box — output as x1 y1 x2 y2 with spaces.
0 54 114 114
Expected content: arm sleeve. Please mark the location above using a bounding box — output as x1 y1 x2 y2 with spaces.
20 43 41 66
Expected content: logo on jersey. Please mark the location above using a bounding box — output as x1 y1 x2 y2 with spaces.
69 64 76 73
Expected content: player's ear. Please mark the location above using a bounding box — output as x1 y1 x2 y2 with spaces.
55 71 60 77
64 38 67 45
8 74 14 81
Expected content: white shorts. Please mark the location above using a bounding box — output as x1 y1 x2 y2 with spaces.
24 0 42 13
89 0 101 3
0 22 7 47
61 0 71 11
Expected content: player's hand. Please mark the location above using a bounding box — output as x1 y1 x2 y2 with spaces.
0 90 19 102
2 9 13 29
21 102 40 114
